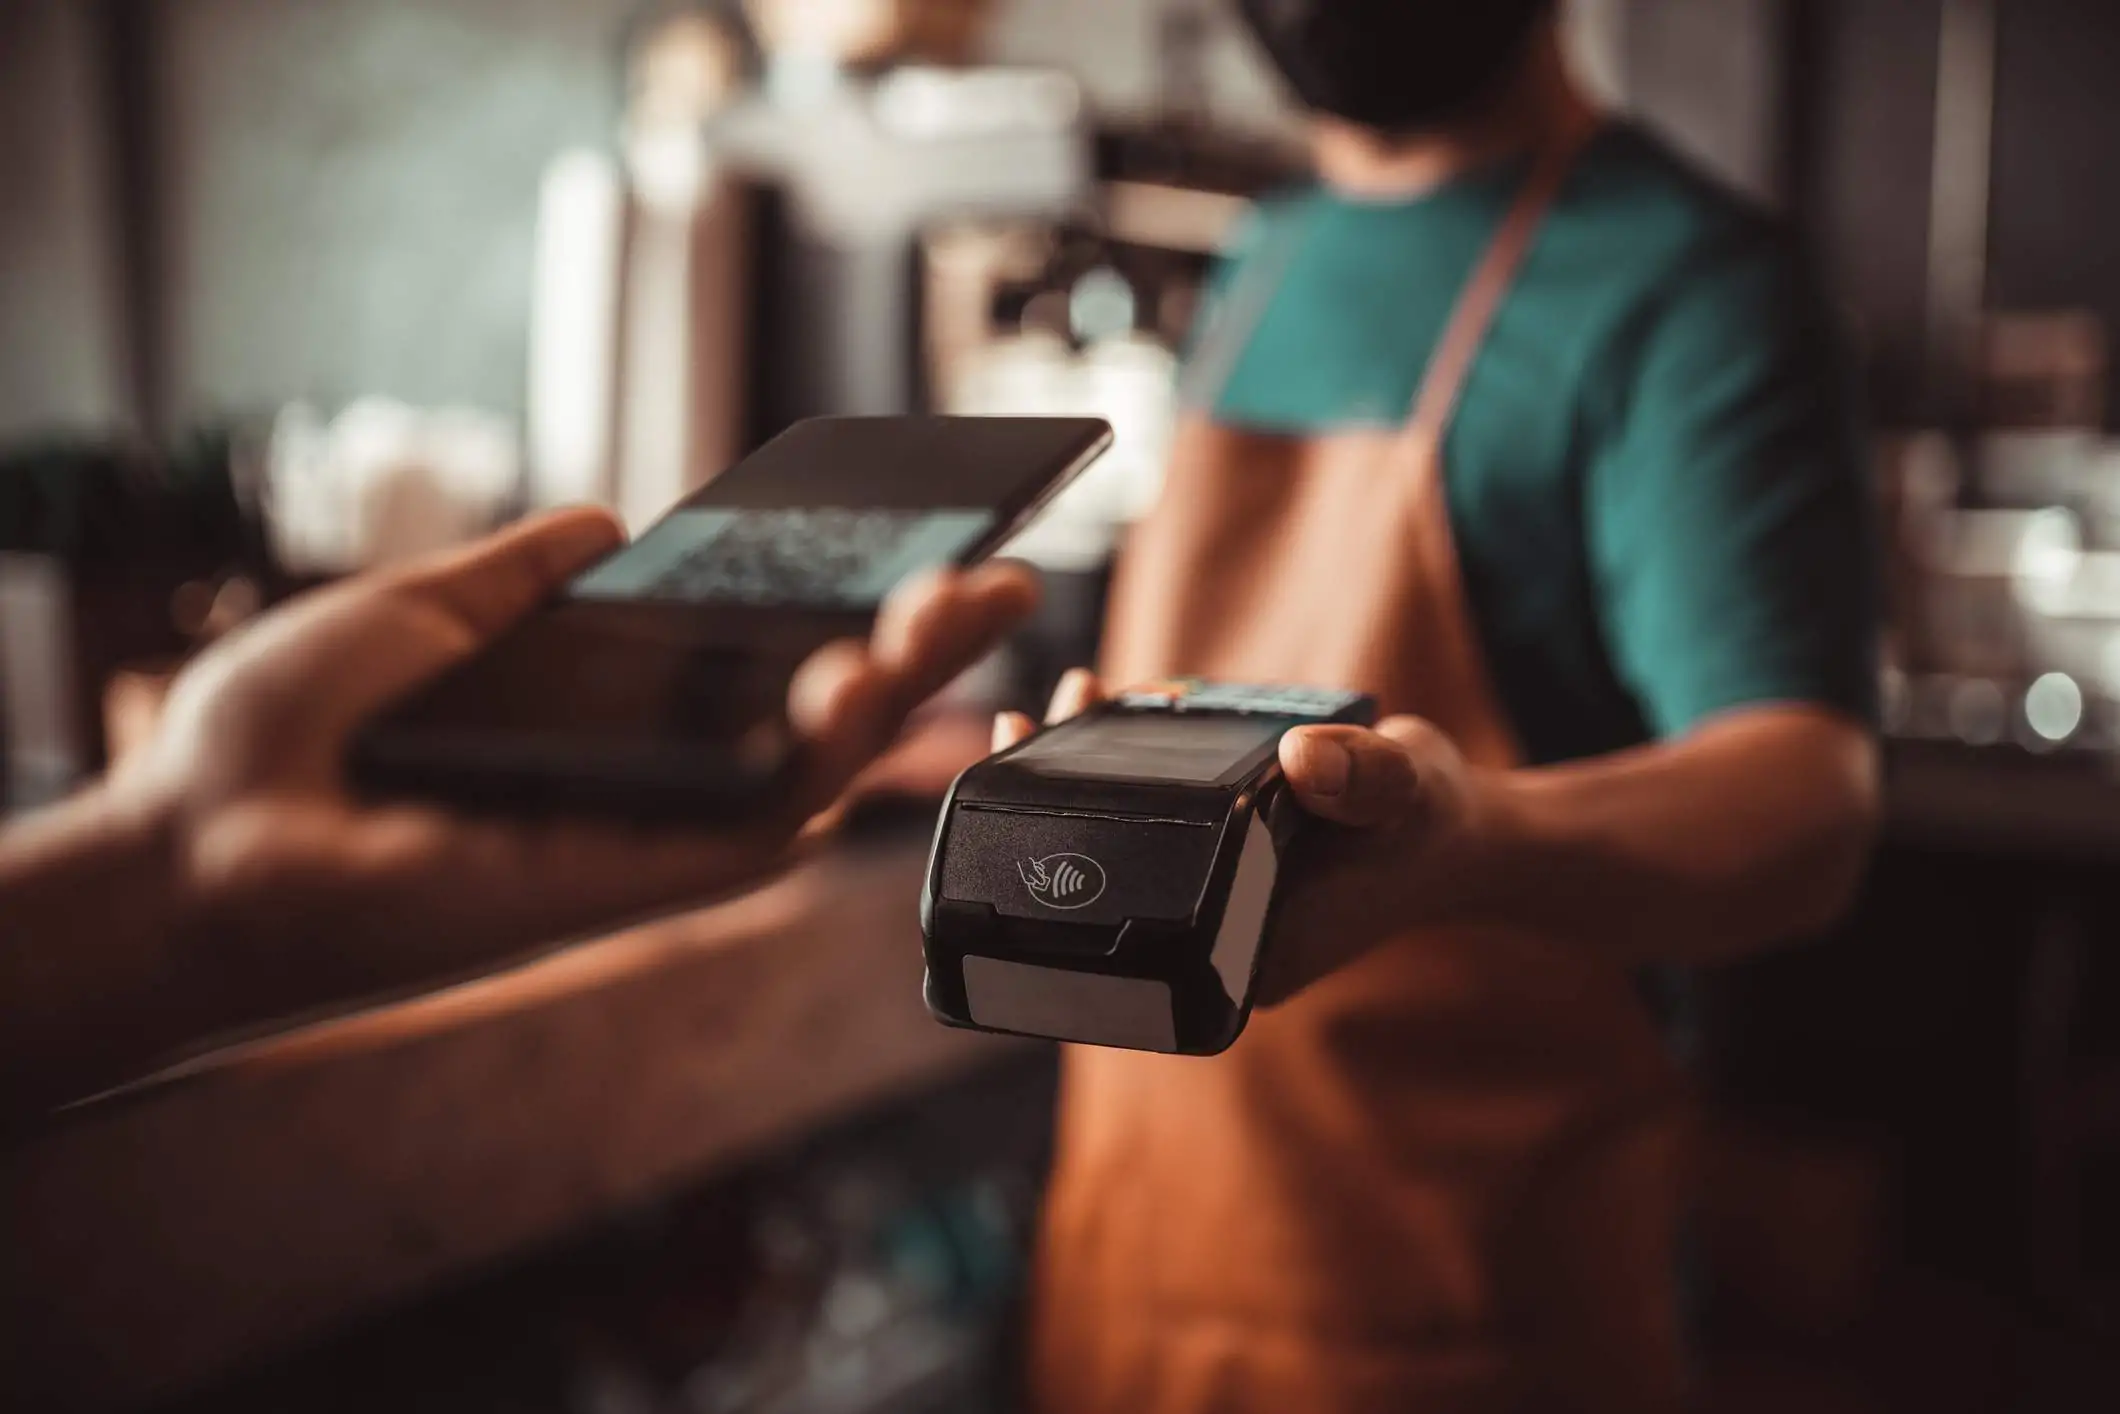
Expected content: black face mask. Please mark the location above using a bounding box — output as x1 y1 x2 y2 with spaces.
1234 0 1555 134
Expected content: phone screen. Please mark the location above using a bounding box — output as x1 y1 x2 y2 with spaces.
570 507 995 608
561 415 1095 610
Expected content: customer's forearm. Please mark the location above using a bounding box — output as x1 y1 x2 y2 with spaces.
1436 706 1879 966
0 782 215 1125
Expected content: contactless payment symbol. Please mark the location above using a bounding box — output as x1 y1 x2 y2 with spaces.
1019 853 1107 910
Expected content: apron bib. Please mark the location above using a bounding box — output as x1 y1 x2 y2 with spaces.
1031 125 1692 1414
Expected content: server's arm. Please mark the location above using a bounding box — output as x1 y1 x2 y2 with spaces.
1263 704 1877 999
1252 210 1885 999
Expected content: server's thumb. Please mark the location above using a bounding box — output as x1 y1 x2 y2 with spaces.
1279 721 1431 828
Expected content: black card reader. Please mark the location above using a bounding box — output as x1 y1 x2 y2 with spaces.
920 680 1377 1055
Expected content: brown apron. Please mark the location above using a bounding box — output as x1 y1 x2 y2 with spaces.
1031 127 1692 1413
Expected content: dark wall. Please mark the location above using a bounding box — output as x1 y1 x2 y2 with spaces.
1791 0 2120 429
1986 0 2120 426
1788 0 1942 427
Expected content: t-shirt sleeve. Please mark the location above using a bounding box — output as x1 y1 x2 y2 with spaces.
1586 235 1879 738
1175 195 1291 409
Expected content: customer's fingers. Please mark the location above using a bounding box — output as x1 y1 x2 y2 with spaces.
789 564 1038 790
391 507 625 638
986 667 1100 759
787 640 876 742
1045 668 1105 723
993 711 1037 752
873 563 1040 701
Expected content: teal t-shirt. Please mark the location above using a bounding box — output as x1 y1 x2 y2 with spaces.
1192 123 1877 765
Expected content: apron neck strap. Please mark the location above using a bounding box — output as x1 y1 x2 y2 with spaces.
1401 112 1602 451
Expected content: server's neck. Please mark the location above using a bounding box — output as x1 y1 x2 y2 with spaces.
1311 24 1596 201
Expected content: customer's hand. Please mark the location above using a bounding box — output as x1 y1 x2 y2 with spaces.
993 673 1472 1006
127 506 1038 1014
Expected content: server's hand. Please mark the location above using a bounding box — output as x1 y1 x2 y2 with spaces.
1260 717 1473 1004
997 678 1878 1013
1274 707 1880 985
5 507 1037 1121
993 678 1473 1009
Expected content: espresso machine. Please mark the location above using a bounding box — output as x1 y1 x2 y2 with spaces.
718 66 1090 438
526 3 1088 546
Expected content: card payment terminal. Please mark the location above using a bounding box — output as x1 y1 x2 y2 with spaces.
920 680 1376 1055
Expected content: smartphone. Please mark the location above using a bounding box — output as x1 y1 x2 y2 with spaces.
349 416 1113 819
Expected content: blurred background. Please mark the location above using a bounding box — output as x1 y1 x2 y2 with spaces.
6 0 2120 1410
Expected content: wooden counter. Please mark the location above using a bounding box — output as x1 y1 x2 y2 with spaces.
1 831 1019 1414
